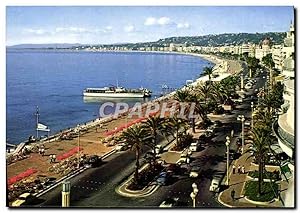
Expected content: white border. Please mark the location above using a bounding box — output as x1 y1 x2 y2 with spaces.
1 1 298 212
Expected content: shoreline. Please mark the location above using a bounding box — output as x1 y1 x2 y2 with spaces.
7 51 241 152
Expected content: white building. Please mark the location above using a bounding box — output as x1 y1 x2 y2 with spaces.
272 23 295 207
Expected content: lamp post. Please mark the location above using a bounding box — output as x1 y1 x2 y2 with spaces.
190 183 198 208
77 125 81 169
251 102 254 130
225 136 230 185
237 115 245 154
240 73 244 91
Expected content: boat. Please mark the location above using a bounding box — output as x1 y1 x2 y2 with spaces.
83 86 152 98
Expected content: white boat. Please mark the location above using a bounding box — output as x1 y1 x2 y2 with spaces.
83 86 151 98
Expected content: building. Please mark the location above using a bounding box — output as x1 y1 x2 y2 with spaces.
272 23 295 207
255 37 272 60
272 44 284 71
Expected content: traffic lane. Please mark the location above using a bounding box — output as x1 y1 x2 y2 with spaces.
35 148 146 207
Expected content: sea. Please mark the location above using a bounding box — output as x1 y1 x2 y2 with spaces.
6 50 213 145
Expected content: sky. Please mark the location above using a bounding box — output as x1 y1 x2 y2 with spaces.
6 6 294 45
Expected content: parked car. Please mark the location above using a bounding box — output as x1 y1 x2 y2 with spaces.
209 175 223 192
189 166 201 178
11 193 35 207
189 142 201 152
157 171 171 185
213 120 222 127
154 145 163 155
159 198 179 208
177 153 189 165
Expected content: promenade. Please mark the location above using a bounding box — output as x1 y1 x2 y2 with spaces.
7 53 242 205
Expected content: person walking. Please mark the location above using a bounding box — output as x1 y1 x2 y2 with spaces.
232 165 236 174
241 165 245 174
237 165 241 174
231 189 236 201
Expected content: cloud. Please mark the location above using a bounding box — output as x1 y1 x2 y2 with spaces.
177 22 190 29
157 17 171 25
144 17 157 26
124 25 135 33
23 28 47 35
144 16 171 26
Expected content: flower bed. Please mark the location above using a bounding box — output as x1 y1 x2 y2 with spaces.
127 163 164 191
244 181 278 202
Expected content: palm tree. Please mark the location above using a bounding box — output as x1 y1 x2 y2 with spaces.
262 53 275 86
119 125 148 183
246 127 271 197
253 109 274 132
174 88 196 132
168 116 188 146
202 66 214 81
142 116 165 161
246 57 259 78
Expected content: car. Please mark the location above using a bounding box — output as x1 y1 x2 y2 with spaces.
156 171 171 185
177 153 189 165
159 198 179 208
263 76 266 79
115 143 128 152
154 145 163 155
189 166 201 178
189 142 200 152
209 175 223 192
85 155 102 168
244 120 251 127
11 193 35 207
166 164 184 175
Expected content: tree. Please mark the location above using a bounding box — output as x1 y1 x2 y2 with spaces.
174 88 196 132
119 125 148 183
246 57 259 78
202 66 214 81
247 127 271 197
262 53 275 86
142 116 165 162
168 116 188 146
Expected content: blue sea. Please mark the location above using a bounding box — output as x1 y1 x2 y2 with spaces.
6 50 212 144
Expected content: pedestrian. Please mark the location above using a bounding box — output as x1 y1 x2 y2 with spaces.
231 189 235 201
237 165 241 174
241 165 245 174
53 154 56 163
49 155 53 163
232 165 236 174
38 148 41 155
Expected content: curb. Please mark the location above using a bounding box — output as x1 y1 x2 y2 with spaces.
217 192 235 208
34 148 116 198
116 164 161 198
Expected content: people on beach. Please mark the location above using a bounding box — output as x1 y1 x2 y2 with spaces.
231 189 235 201
241 165 245 174
237 165 241 174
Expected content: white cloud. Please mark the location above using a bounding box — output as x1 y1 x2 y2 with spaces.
124 25 135 33
157 17 171 25
23 28 47 35
177 22 190 29
105 26 113 31
144 16 171 26
144 17 157 26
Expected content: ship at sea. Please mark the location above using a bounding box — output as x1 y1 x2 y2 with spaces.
83 86 152 98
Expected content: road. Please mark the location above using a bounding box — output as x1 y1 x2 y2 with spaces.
30 67 268 208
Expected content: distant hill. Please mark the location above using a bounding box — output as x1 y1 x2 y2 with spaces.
98 32 286 48
7 43 82 49
8 32 286 50
155 32 286 46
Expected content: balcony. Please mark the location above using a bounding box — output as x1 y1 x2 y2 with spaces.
272 120 294 159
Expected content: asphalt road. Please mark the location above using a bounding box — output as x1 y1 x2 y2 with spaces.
29 67 268 208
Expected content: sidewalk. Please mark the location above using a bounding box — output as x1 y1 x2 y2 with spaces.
218 143 283 208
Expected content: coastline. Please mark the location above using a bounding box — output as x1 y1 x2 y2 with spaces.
8 51 241 150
